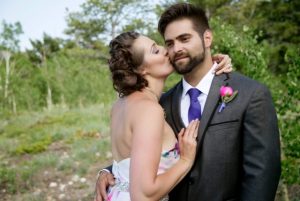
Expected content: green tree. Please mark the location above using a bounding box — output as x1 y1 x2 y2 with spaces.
211 16 300 200
0 20 23 52
189 0 231 18
27 34 61 65
198 0 300 73
65 0 159 48
26 34 62 111
0 21 23 112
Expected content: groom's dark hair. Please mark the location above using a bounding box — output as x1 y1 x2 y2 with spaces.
158 3 210 38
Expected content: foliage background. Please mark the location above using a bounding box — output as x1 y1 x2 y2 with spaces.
0 0 299 200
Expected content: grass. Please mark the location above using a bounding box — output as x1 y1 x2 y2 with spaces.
0 104 112 200
0 74 298 200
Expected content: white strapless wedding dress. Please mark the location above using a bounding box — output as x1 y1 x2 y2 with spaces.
107 142 180 201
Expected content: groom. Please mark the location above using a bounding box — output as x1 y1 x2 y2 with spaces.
96 3 281 201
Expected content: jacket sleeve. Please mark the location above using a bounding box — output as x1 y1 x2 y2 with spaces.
241 84 281 201
102 165 113 173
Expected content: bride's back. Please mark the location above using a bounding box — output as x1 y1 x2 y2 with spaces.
110 92 148 162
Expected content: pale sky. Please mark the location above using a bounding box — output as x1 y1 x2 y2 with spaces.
0 0 86 50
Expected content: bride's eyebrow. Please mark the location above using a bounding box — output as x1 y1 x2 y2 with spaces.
150 43 155 53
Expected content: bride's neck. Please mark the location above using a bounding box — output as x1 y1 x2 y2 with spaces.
145 79 165 101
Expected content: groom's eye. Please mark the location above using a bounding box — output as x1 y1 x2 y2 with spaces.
181 37 189 42
165 42 173 48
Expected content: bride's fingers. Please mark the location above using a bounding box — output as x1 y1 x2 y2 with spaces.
191 120 199 139
223 64 233 73
212 53 224 63
186 120 198 139
193 121 200 138
178 128 185 139
215 56 231 75
214 55 228 70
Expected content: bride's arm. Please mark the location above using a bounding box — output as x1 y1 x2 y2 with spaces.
129 101 198 201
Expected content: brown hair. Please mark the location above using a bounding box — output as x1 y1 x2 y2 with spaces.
158 3 210 38
108 31 148 97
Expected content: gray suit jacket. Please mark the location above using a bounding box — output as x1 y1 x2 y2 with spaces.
160 72 281 201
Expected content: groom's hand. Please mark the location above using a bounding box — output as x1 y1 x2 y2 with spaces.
94 171 115 201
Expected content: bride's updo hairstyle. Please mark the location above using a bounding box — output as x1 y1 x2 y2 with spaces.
108 31 148 97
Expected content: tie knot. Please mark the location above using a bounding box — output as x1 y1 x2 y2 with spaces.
187 88 201 100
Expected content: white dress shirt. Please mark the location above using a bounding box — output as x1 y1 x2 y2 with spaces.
180 63 217 127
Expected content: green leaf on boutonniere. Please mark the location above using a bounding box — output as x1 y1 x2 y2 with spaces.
223 91 238 103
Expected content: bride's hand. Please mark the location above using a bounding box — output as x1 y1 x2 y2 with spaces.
212 54 233 75
178 120 199 167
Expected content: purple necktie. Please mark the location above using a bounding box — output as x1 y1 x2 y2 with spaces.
188 88 202 122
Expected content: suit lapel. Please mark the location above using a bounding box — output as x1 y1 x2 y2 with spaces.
171 81 185 135
196 74 228 147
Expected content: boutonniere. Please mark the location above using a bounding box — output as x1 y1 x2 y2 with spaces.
218 86 238 113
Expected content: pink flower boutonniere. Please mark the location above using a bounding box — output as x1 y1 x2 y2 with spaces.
218 86 238 113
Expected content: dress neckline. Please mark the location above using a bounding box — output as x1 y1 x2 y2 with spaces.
113 141 179 164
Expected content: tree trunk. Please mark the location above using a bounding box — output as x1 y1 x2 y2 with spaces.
205 6 211 19
281 182 290 201
42 48 53 111
60 94 68 109
278 131 290 201
12 94 17 114
2 51 11 99
46 82 53 111
0 60 2 92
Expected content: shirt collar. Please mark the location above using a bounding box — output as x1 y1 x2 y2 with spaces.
182 62 217 98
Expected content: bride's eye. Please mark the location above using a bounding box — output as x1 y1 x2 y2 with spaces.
155 49 160 54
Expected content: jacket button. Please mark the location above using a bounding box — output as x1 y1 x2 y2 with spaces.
189 178 195 185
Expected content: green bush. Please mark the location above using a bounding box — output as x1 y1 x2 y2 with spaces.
211 17 300 186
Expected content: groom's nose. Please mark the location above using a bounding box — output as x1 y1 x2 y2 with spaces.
173 42 184 53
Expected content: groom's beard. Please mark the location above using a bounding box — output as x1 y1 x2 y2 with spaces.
171 51 205 75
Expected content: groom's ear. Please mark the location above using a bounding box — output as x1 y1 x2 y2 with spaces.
203 30 213 48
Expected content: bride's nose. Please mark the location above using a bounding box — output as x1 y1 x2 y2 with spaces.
160 46 168 56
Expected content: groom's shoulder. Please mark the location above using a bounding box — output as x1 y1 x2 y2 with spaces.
229 72 271 93
230 72 266 87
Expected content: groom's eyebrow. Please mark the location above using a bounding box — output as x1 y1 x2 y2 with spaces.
165 33 191 43
165 33 191 44
177 33 191 39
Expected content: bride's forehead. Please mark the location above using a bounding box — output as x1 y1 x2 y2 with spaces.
134 36 154 50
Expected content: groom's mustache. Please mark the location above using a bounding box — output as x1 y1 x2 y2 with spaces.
173 52 189 62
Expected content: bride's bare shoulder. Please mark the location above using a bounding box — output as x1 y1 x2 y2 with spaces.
130 95 163 117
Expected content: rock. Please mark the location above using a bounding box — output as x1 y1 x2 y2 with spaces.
58 193 66 200
72 174 80 182
80 177 86 183
49 182 58 188
106 151 112 159
59 184 66 191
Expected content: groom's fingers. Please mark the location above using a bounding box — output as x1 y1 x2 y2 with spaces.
94 177 103 201
107 174 115 185
98 173 114 201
